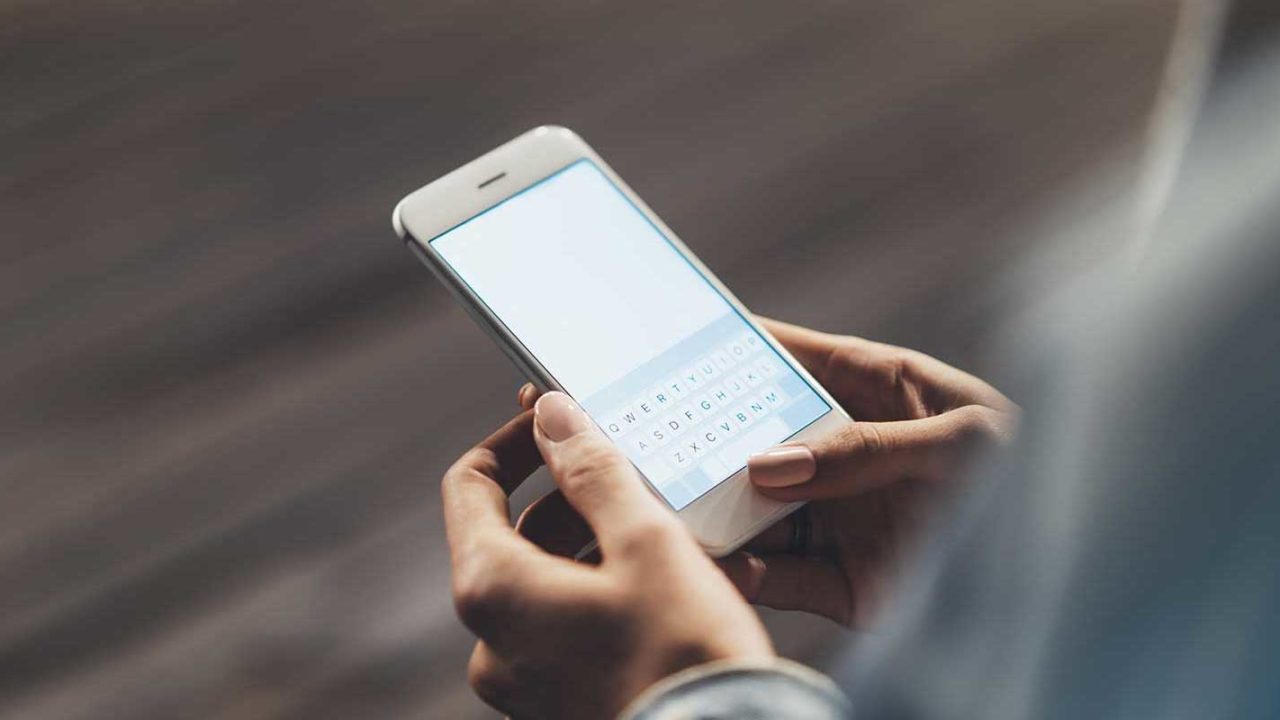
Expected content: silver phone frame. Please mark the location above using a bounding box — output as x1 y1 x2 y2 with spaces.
393 126 852 556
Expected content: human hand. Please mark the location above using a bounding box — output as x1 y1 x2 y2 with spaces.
444 391 773 719
720 318 1017 627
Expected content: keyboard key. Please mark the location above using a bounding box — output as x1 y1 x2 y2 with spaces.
723 376 749 396
726 340 749 362
636 399 660 420
676 403 702 425
738 366 764 387
636 455 673 485
617 406 644 431
698 453 729 481
745 395 768 417
669 446 694 468
712 350 734 370
711 415 736 439
695 357 719 381
657 477 695 508
756 356 779 378
630 434 656 455
717 415 790 474
697 424 723 447
707 383 733 406
693 395 716 414
661 376 688 401
603 415 627 437
645 423 671 446
729 406 753 429
678 367 703 390
650 387 677 412
760 385 787 407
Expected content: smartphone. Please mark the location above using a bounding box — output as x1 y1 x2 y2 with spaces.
393 126 851 556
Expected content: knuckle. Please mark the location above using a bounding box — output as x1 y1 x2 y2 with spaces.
555 441 624 493
578 587 629 625
467 649 508 708
879 350 920 392
828 343 863 375
951 405 1008 449
843 421 890 458
891 347 939 391
614 515 687 560
827 341 878 380
452 560 514 631
444 447 495 487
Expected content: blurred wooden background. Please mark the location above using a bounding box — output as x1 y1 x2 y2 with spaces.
1 1 1174 717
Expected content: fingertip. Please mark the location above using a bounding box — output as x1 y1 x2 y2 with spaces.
516 383 538 411
534 391 592 442
717 552 767 600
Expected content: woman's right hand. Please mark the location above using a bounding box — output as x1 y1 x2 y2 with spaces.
719 318 1018 627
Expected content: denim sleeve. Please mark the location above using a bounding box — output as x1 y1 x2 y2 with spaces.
618 658 851 720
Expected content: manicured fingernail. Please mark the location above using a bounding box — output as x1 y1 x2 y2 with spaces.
748 446 816 487
535 392 591 441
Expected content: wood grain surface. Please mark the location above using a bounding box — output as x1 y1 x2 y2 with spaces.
1 1 1174 717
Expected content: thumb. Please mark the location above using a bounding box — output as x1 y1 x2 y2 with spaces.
532 392 681 557
748 405 1008 501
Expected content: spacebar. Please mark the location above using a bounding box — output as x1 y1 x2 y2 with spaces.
715 416 791 477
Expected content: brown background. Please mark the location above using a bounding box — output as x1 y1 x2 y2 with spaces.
1 1 1174 717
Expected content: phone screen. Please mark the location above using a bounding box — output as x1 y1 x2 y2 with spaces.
430 159 831 510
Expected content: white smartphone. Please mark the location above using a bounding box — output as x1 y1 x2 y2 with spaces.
393 126 851 556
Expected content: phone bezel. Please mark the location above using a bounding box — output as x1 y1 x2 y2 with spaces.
393 125 852 556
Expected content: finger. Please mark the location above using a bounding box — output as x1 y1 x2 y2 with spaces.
758 317 1014 418
756 317 910 419
515 490 595 558
516 382 541 411
532 392 685 560
716 551 767 599
723 552 853 625
755 554 853 625
442 411 558 632
468 642 521 717
756 316 872 381
449 410 544 498
750 405 1008 501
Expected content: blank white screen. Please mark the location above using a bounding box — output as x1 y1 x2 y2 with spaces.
431 160 730 397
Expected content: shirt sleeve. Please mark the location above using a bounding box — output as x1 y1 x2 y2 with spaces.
618 658 852 720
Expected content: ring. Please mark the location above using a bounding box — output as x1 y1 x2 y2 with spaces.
788 506 811 555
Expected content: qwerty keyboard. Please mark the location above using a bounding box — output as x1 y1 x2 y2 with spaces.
599 331 800 492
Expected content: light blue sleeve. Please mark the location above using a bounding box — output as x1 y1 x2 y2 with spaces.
620 658 851 720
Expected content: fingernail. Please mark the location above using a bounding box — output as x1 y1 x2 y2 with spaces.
748 446 816 487
742 552 767 599
517 383 535 407
535 392 592 441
